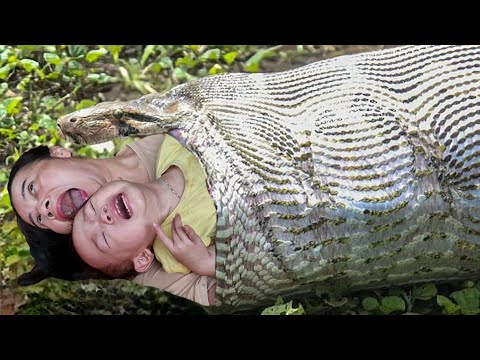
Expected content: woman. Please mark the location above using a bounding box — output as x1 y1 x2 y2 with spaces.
7 134 216 305
7 135 163 282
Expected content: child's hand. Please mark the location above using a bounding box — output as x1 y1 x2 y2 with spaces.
153 214 215 277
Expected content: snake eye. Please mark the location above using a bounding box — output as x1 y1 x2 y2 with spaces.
113 109 124 119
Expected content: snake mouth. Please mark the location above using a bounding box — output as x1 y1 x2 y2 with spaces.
57 124 87 144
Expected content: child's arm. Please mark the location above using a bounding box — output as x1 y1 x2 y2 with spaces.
153 214 216 277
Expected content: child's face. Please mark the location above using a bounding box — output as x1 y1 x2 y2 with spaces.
72 180 156 270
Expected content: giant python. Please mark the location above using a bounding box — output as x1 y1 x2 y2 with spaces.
57 45 480 311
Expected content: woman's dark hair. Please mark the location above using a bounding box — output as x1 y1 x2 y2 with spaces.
7 146 107 285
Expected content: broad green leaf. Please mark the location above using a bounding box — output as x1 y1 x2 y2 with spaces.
44 45 57 53
1 47 12 62
412 284 437 301
103 45 124 63
20 59 39 72
223 51 238 65
43 52 61 65
0 82 8 94
172 67 188 82
450 288 480 315
75 99 97 110
0 64 12 80
200 48 220 61
86 48 108 63
158 57 173 70
436 295 460 315
37 114 56 130
362 297 379 312
208 64 224 75
245 49 275 73
0 188 12 213
261 303 288 315
141 45 156 65
68 45 88 57
175 55 198 68
68 60 81 70
380 296 405 314
46 72 60 80
2 96 22 115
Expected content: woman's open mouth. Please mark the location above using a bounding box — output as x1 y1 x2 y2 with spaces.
58 188 89 220
114 192 132 219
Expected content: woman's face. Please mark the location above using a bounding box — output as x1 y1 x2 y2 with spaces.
10 151 104 234
72 180 156 270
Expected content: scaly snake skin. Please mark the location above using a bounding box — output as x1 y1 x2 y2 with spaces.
58 45 480 311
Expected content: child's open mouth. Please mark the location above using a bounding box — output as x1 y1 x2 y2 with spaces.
114 192 132 219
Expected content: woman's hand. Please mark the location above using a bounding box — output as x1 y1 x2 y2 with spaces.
153 214 215 277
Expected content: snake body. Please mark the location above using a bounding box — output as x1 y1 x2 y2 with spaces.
58 45 480 310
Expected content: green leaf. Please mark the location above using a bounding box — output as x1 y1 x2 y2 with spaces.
43 52 61 65
103 45 124 63
436 295 460 315
44 45 57 53
46 72 60 80
37 114 56 130
223 51 238 65
16 75 31 91
380 296 405 314
175 55 198 68
19 59 39 72
68 45 88 57
141 45 156 65
86 48 108 63
67 60 84 77
87 73 117 84
75 99 98 111
0 82 8 96
245 49 275 73
362 297 379 312
172 67 188 82
2 96 23 115
285 301 305 315
200 48 221 61
450 288 480 315
187 45 199 52
208 64 224 75
0 64 12 80
17 45 42 52
158 57 173 70
412 283 437 301
0 188 12 213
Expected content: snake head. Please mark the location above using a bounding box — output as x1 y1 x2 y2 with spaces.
57 94 196 145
